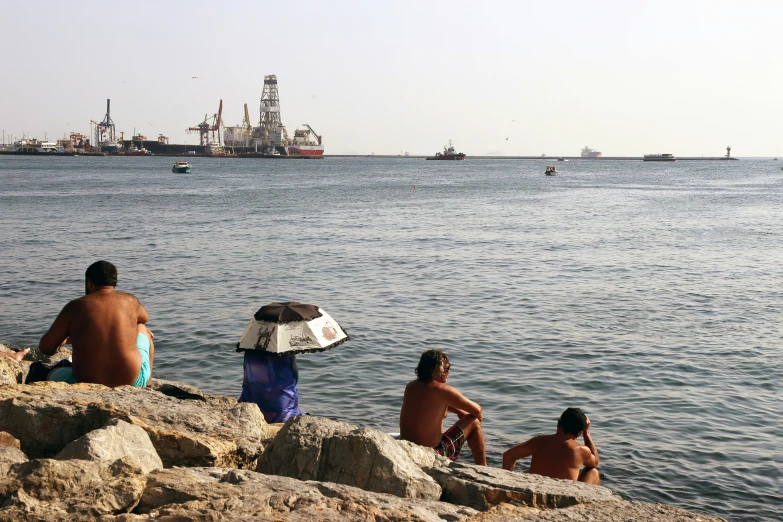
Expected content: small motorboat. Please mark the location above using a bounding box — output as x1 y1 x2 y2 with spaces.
172 160 192 173
545 165 557 176
557 157 568 162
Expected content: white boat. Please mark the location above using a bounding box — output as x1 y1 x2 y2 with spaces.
172 160 192 173
643 153 676 162
545 165 557 176
557 157 568 162
13 139 61 154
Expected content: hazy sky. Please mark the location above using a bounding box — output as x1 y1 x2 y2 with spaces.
2 1 780 156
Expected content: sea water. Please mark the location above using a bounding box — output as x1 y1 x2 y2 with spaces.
0 156 780 521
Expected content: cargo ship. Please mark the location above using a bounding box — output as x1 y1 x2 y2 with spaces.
288 124 324 156
581 146 602 158
426 140 466 160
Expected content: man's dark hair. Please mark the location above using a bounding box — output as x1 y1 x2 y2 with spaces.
558 407 588 436
415 349 449 383
85 260 118 287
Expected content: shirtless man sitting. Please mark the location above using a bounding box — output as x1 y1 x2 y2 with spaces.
39 260 154 388
502 407 600 485
399 350 486 465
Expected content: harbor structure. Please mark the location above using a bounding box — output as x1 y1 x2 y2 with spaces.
91 99 120 153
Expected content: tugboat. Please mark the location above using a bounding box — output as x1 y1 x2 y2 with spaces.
426 140 466 160
172 160 192 173
545 165 557 176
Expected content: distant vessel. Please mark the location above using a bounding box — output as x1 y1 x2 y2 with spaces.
172 160 192 173
643 153 676 162
557 157 568 162
127 146 152 156
426 140 466 160
13 139 61 154
289 124 324 156
581 146 602 158
545 165 557 176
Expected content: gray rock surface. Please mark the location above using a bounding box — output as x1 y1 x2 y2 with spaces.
425 462 620 511
0 382 270 468
54 419 163 473
259 415 443 500
0 457 147 521
465 501 727 521
0 446 28 476
137 466 477 522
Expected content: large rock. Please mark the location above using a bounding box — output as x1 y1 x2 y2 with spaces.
0 446 28 477
425 462 620 511
465 500 727 521
0 383 270 469
136 466 477 522
55 419 163 473
0 456 146 521
258 415 442 500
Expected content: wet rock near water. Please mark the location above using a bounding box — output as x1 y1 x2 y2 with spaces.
425 461 620 511
0 382 270 468
468 501 727 521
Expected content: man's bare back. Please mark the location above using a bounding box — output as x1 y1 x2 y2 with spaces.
400 379 472 446
40 261 153 388
399 350 486 465
503 408 600 485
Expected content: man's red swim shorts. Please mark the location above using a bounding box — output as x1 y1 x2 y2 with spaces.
434 423 466 461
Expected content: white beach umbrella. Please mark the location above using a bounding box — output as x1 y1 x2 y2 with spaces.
237 301 349 355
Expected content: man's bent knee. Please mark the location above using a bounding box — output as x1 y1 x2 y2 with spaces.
578 467 600 485
456 415 481 435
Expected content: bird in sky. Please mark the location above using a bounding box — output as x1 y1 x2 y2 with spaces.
511 120 515 122
191 76 198 79
505 137 509 141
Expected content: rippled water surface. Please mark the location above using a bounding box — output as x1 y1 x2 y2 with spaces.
0 156 780 520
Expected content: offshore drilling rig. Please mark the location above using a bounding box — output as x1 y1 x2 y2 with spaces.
253 75 289 154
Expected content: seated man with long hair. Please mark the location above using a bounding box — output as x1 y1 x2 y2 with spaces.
399 349 486 465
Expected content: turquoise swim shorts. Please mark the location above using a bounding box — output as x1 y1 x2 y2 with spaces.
48 333 151 387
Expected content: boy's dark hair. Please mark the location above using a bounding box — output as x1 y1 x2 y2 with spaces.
85 260 118 287
558 407 588 436
415 349 449 383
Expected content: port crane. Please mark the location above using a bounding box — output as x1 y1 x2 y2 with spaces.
302 123 322 145
186 99 223 147
91 99 117 146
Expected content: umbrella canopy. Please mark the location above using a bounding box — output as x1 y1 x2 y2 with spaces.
237 301 349 355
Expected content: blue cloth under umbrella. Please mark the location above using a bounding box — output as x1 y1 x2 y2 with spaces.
238 350 305 423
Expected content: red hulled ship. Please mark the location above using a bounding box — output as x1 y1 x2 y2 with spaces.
288 124 324 156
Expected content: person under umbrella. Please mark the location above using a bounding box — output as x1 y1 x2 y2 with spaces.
236 301 349 423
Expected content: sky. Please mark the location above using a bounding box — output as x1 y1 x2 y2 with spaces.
1 0 781 156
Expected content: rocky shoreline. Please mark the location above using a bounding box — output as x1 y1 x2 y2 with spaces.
0 343 725 521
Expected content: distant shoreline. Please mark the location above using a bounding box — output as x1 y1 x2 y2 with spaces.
0 151 740 160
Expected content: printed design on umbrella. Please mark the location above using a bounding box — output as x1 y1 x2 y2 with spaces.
255 329 273 350
322 325 338 340
238 301 350 355
289 334 318 348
